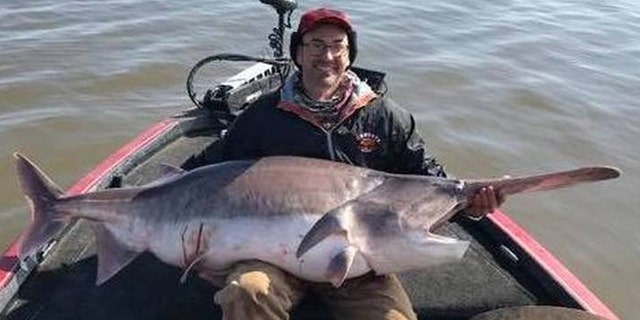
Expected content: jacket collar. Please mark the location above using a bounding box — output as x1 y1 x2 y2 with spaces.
277 70 377 131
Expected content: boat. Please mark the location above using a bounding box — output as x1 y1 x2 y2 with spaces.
0 1 620 319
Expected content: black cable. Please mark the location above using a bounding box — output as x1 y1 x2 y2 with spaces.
186 54 291 109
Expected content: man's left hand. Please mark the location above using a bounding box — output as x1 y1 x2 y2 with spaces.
465 186 505 219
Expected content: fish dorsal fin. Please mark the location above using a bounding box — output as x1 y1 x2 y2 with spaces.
139 164 188 188
158 163 187 180
326 246 358 287
92 223 140 285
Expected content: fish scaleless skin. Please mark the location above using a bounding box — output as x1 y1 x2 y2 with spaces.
13 153 620 287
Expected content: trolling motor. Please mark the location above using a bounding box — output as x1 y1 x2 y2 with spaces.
260 0 298 58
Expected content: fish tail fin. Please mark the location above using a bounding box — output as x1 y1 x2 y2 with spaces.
14 152 67 260
466 166 621 197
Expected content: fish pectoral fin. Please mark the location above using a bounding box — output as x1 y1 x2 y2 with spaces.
326 246 358 288
180 254 207 284
296 204 353 259
93 223 140 286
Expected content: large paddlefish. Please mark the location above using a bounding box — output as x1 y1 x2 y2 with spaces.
14 153 620 287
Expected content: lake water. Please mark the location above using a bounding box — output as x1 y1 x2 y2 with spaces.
1 0 638 318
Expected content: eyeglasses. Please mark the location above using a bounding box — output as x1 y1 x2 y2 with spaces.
301 40 349 56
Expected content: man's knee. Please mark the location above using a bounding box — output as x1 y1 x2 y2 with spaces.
227 270 272 300
214 270 284 320
214 262 302 320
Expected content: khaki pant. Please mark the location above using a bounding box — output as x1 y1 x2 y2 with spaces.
213 261 417 320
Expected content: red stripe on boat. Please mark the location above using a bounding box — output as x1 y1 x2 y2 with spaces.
488 210 619 320
0 118 179 291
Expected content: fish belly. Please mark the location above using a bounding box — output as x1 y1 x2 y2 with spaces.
149 215 372 284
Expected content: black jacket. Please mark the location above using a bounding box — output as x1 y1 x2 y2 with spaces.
183 89 446 178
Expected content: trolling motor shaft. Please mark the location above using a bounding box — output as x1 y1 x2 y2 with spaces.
260 0 298 58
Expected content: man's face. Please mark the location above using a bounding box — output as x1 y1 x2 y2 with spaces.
297 24 350 88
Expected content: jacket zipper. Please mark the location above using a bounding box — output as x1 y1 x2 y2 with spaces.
321 128 336 161
319 108 360 161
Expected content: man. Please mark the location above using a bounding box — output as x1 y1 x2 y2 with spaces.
184 7 503 320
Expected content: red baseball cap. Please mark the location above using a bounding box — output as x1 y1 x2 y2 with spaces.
297 8 353 35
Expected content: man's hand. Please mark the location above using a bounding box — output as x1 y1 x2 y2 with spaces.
465 186 505 219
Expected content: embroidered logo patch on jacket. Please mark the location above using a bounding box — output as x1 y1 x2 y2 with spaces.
355 132 382 153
